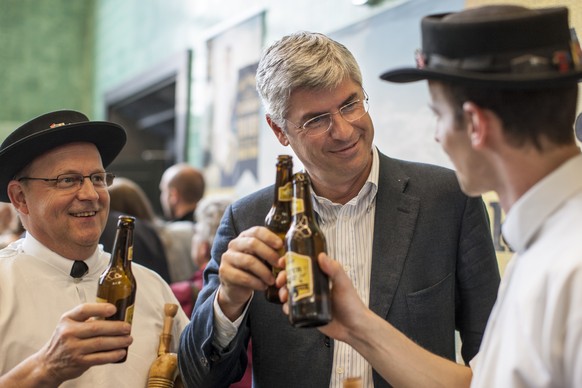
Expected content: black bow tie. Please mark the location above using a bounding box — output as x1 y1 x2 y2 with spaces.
70 260 89 278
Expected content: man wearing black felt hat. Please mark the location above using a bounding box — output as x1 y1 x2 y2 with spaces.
0 110 188 387
277 5 582 387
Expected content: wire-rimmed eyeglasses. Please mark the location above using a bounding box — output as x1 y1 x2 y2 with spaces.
18 172 115 190
285 91 369 137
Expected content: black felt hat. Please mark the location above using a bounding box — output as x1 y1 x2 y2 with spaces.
0 110 127 202
380 5 582 88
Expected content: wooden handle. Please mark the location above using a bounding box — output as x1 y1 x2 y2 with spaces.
163 303 178 336
158 303 179 356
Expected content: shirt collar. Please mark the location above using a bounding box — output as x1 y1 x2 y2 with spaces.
22 233 103 278
502 153 582 253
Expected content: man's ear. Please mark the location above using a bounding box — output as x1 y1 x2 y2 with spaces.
463 101 490 149
266 115 290 146
7 181 29 215
169 187 180 206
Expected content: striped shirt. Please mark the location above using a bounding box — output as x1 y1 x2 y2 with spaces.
312 146 379 388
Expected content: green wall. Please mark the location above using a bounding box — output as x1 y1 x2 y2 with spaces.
0 0 401 158
0 0 94 139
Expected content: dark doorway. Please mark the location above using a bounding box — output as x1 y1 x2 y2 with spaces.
104 51 192 216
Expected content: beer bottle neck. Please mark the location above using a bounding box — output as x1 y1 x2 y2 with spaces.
291 179 316 221
273 164 292 202
110 227 134 269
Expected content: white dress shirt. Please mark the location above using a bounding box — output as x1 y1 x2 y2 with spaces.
470 154 582 387
0 233 189 387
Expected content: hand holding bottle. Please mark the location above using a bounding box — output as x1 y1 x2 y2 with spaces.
217 225 285 320
0 303 132 387
276 252 368 339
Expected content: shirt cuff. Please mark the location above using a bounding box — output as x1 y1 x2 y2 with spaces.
212 286 254 350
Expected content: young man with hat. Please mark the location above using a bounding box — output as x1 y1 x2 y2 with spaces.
277 5 582 387
0 110 189 387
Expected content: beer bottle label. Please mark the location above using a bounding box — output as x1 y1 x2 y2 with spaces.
125 304 135 324
128 246 133 261
96 296 107 303
278 182 292 202
286 251 313 301
292 198 305 216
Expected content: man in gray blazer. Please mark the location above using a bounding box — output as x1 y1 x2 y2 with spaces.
178 31 500 388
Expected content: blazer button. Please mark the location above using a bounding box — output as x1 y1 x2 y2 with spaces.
324 336 331 347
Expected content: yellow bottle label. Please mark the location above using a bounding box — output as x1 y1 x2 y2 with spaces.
128 246 133 261
292 198 304 216
125 304 135 324
278 182 292 202
285 251 313 301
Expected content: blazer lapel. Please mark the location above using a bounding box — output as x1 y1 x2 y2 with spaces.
369 154 419 319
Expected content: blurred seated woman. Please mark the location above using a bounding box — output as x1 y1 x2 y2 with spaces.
100 177 171 283
170 195 252 388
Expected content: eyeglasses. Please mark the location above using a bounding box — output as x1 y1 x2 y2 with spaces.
285 92 369 137
18 172 115 190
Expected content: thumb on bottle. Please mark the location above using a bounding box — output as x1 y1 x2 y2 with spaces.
317 252 336 277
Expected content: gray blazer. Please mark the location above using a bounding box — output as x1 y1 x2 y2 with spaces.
179 152 501 388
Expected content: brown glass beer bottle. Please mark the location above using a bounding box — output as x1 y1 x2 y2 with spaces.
264 154 293 303
343 376 363 388
96 214 137 363
285 172 331 327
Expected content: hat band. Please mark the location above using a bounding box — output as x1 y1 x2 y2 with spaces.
416 46 582 75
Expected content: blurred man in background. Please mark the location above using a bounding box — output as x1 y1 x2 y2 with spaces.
159 163 205 222
158 163 206 283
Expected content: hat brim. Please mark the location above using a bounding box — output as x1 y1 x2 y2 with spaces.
380 66 582 89
0 121 126 202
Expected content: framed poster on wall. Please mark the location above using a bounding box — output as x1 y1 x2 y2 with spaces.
201 10 265 194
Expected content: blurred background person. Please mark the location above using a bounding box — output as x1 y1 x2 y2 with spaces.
100 176 172 283
170 195 251 388
158 163 206 283
159 163 205 222
170 195 233 316
0 202 24 249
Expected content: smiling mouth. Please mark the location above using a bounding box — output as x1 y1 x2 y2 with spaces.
333 140 358 153
72 211 97 217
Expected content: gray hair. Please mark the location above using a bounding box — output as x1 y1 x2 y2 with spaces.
193 196 232 247
256 31 363 127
